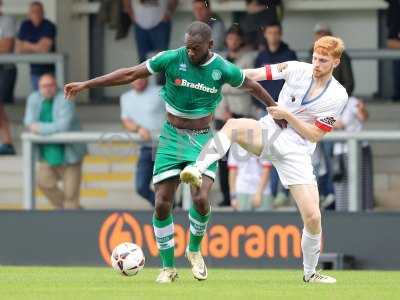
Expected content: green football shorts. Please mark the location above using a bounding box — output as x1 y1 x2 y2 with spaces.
152 121 217 184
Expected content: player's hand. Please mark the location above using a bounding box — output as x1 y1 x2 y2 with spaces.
138 127 152 141
267 106 288 128
64 82 88 100
252 192 262 208
267 106 289 120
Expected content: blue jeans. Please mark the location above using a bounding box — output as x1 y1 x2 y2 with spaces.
133 21 171 62
135 146 155 206
318 141 335 196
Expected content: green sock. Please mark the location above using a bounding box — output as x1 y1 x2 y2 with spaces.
153 214 175 268
188 206 210 252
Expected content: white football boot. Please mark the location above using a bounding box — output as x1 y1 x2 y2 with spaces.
186 248 208 281
303 272 337 284
155 268 178 283
180 165 202 188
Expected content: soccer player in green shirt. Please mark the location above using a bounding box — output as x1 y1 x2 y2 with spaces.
65 21 283 283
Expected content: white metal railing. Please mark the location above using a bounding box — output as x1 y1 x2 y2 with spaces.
0 53 67 87
21 130 400 211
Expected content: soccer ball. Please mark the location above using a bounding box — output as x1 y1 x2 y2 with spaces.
110 242 145 276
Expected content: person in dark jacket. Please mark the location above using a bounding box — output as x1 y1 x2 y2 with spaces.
254 22 297 109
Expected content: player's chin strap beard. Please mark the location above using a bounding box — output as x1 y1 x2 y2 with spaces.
198 51 211 65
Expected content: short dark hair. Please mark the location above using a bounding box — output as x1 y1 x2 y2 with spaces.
186 21 212 42
226 24 244 39
193 0 210 8
264 21 282 31
30 1 43 8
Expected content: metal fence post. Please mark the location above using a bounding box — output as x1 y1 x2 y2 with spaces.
347 138 361 211
56 54 66 87
22 135 36 210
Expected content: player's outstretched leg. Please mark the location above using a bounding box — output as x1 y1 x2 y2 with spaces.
185 176 213 280
180 118 264 187
153 178 180 283
290 185 336 284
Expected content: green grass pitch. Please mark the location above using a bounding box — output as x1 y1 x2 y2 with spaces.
1 267 399 300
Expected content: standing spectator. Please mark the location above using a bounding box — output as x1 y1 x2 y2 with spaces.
386 0 400 100
24 74 86 209
0 0 16 155
254 22 296 205
311 23 354 96
215 25 256 206
16 1 57 90
333 97 372 211
192 0 226 52
254 22 297 105
228 144 273 211
240 0 283 50
123 0 178 63
120 77 165 207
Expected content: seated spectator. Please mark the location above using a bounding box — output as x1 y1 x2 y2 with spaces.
16 1 57 90
240 0 283 50
192 0 226 52
120 77 165 207
386 0 400 101
333 97 372 211
122 0 178 63
311 23 354 96
24 74 86 209
214 25 257 206
228 144 273 211
0 0 17 155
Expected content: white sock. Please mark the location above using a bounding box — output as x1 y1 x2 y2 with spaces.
301 228 321 280
195 132 232 173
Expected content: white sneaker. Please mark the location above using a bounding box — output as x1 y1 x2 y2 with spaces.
180 165 202 188
303 272 336 284
186 249 208 280
155 268 178 283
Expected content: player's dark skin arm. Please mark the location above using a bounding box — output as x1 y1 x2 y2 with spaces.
64 63 150 99
240 77 287 128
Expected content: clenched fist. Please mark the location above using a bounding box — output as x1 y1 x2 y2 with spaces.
64 82 88 100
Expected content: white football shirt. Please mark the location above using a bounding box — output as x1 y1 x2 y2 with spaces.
264 61 348 152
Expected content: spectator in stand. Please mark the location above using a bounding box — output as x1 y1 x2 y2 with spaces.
16 1 57 90
254 21 297 108
332 97 372 211
253 22 296 206
122 0 178 63
228 144 273 211
386 0 400 101
192 0 226 52
120 77 165 207
24 74 86 209
311 23 354 96
240 0 283 50
215 25 257 206
0 0 17 155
